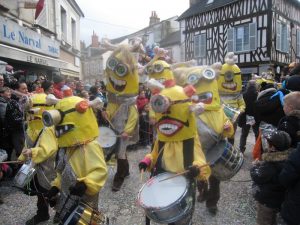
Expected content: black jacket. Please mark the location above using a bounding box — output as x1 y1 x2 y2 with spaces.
279 143 300 225
250 150 290 210
277 110 300 148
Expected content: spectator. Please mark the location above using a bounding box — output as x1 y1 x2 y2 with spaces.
277 91 300 148
0 75 4 88
250 130 291 225
80 90 89 100
66 78 76 92
238 80 260 153
136 90 150 146
0 87 24 160
279 143 300 225
41 80 54 95
52 75 65 99
74 81 84 96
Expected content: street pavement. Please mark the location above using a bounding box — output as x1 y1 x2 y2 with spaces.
0 128 256 225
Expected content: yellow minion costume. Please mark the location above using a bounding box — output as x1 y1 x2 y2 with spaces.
174 64 234 214
104 45 139 191
218 52 245 143
140 60 210 225
42 93 107 222
17 92 58 225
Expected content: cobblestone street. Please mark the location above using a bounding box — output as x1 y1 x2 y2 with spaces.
0 128 256 225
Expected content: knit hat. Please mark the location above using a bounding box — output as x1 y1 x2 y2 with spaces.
266 130 291 151
284 75 300 91
53 75 64 84
41 80 53 92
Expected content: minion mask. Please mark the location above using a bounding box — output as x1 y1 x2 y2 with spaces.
151 85 197 142
42 96 99 147
26 93 54 140
145 60 175 86
185 66 221 110
105 46 139 95
218 52 242 94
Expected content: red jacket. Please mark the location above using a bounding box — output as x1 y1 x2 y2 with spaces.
136 96 149 113
53 83 64 99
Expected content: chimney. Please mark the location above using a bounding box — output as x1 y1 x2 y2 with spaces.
149 11 160 26
91 30 99 48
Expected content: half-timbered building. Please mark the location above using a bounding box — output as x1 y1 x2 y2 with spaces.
178 0 300 80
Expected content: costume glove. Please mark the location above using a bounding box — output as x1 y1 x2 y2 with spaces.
69 182 87 197
186 165 200 179
139 162 148 172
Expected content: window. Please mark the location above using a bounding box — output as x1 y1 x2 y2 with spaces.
194 33 206 57
227 23 257 52
60 6 67 40
297 29 300 56
71 18 76 47
276 21 289 53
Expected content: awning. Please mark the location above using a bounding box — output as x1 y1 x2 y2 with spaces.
60 69 80 78
0 43 74 72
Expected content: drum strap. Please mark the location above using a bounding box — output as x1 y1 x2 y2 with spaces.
154 138 194 175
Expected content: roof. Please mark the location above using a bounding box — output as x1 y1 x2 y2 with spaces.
178 0 300 21
159 31 181 47
178 0 239 20
69 0 84 17
111 36 128 44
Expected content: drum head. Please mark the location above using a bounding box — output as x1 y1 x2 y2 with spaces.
98 127 117 148
138 172 187 208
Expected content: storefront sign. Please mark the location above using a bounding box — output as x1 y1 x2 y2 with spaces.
0 16 60 58
26 55 48 66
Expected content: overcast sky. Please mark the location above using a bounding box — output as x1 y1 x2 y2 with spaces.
76 0 189 45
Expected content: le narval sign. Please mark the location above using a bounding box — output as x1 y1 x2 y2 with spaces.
0 16 60 58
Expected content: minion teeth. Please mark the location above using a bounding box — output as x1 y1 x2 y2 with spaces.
157 119 184 136
222 82 237 91
109 76 127 92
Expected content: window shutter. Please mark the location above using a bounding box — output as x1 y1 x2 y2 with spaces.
286 25 290 53
227 27 234 52
297 30 300 56
276 21 281 51
200 34 206 57
194 35 200 57
249 23 257 50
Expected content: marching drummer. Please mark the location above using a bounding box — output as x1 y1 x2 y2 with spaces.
173 64 235 215
217 52 245 144
139 59 211 225
41 87 108 223
17 90 58 225
102 45 139 192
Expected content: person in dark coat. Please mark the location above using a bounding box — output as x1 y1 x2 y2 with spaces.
238 80 260 153
250 130 291 225
278 91 300 148
279 143 300 225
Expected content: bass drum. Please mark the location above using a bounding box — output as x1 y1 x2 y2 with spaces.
63 201 109 225
206 140 244 181
98 126 118 161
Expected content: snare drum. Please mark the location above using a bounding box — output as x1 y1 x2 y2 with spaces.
14 160 36 188
206 140 244 181
137 172 194 224
63 201 109 225
98 126 118 161
222 104 240 123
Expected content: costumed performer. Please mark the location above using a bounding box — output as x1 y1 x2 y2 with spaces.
17 89 58 225
139 60 211 225
218 52 245 144
173 63 234 215
41 87 108 223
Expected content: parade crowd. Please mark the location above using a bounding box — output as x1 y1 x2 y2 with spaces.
0 44 299 225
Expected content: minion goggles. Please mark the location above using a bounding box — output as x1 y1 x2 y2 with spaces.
106 57 128 77
220 71 240 82
150 94 191 113
186 68 216 85
144 63 170 75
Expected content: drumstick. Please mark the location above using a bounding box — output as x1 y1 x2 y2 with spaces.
140 169 144 182
0 160 24 164
158 163 210 182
